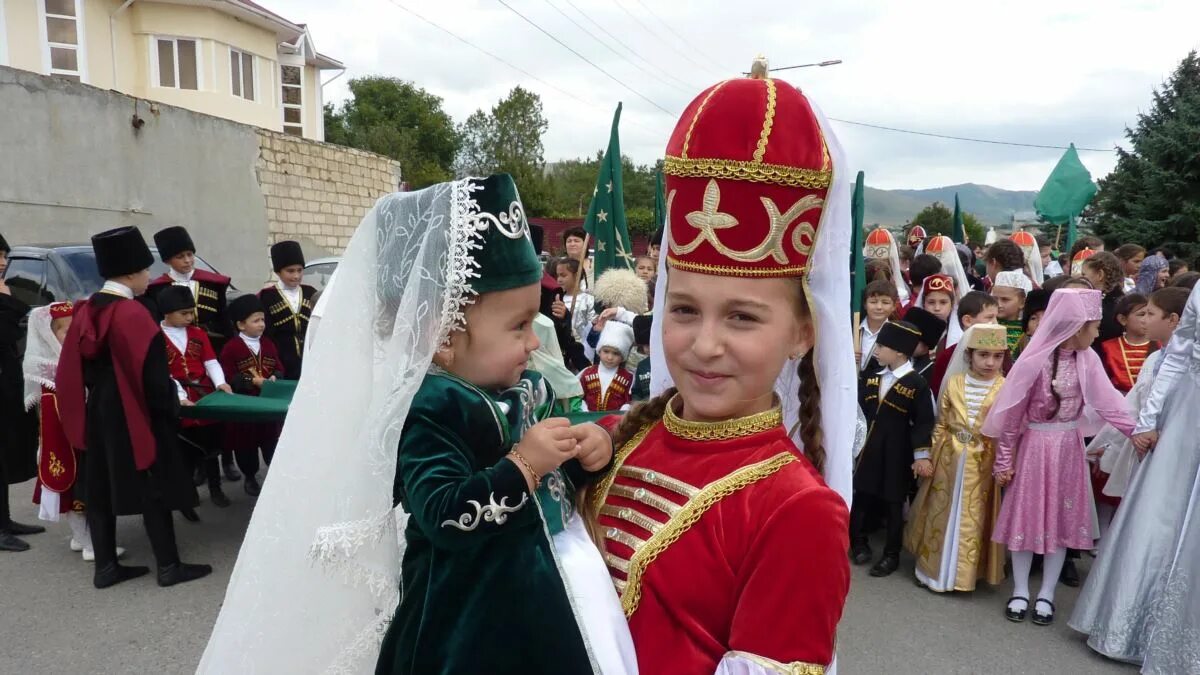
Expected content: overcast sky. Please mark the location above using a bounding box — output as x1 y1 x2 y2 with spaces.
287 0 1199 190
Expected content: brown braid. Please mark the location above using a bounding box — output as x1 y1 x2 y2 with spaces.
611 387 678 450
796 350 826 474
1047 348 1063 418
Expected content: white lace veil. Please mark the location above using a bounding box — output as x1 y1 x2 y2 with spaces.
198 180 485 674
937 323 995 407
22 305 60 410
649 104 855 508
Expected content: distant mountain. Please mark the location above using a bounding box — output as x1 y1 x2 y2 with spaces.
864 183 1039 227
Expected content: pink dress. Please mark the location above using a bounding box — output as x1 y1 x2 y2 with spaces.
991 348 1135 553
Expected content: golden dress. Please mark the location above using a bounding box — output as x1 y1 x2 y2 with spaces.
905 372 1006 591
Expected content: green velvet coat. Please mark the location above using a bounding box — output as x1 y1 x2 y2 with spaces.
375 368 597 675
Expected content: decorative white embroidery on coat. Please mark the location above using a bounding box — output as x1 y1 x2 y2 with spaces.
441 493 529 531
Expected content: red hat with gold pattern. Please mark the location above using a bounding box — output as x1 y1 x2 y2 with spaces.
1011 230 1037 251
864 227 896 260
906 225 927 248
664 58 832 278
921 273 955 298
924 235 953 255
1071 247 1097 276
49 301 74 319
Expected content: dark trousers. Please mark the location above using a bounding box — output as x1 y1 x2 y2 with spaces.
234 438 277 479
850 493 905 556
180 425 222 491
87 505 179 570
0 466 10 524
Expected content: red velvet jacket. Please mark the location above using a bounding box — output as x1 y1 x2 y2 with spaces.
218 334 284 395
579 365 633 412
163 325 217 427
593 403 850 674
1098 336 1158 394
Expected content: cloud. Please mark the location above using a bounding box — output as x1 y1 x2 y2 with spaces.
287 0 1200 189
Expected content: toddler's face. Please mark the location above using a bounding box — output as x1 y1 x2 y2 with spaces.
439 283 541 390
598 347 624 369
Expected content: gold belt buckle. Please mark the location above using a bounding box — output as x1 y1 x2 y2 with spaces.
955 430 974 444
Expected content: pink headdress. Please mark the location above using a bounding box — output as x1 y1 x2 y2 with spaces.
981 288 1120 438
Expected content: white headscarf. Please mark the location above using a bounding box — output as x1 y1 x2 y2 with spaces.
22 305 61 410
994 269 1033 294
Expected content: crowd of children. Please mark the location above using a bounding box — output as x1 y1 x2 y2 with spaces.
860 229 1200 670
0 226 316 587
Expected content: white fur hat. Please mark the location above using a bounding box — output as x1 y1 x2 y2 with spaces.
597 321 634 359
593 268 649 314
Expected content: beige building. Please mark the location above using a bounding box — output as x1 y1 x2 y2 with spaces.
0 0 342 140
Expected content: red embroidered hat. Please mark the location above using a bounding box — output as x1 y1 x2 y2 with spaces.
49 301 74 319
906 225 927 248
664 59 832 278
924 235 953 255
921 273 955 298
1011 230 1037 251
864 227 896 260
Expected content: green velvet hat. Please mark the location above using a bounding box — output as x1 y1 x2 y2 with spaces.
467 174 543 295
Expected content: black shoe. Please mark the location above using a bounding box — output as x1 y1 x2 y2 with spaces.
158 561 213 587
223 463 241 482
869 554 901 577
180 508 201 523
1032 598 1056 626
1005 596 1029 622
244 476 262 497
209 487 231 508
94 563 150 589
193 466 206 487
1 520 46 536
1060 559 1080 587
0 532 31 552
850 544 873 566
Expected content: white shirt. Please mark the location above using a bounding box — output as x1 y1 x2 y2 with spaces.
581 363 632 412
101 280 134 299
859 320 884 370
161 322 227 399
168 268 199 299
278 282 302 313
240 332 262 356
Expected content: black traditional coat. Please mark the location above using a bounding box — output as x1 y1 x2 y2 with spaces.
258 284 317 381
855 364 936 503
0 292 36 485
146 269 232 340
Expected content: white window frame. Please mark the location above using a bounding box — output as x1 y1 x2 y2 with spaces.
151 36 203 91
279 59 304 137
0 0 10 67
37 0 88 83
229 47 256 101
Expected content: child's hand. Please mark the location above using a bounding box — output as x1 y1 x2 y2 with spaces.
252 376 266 387
217 384 233 394
551 299 567 320
179 399 195 407
912 458 933 478
514 418 578 479
571 423 613 472
269 376 277 382
1133 431 1158 456
995 469 1013 487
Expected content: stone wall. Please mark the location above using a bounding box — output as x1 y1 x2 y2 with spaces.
256 131 401 256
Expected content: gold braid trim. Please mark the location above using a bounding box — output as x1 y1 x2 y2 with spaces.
752 78 777 163
726 651 825 675
664 155 832 190
667 255 806 278
663 395 783 441
590 422 655 515
622 452 797 617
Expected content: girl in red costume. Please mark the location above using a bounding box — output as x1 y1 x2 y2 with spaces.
590 57 855 675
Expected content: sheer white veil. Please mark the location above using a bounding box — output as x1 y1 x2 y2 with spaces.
937 323 999 406
649 104 855 508
22 305 60 410
198 179 487 674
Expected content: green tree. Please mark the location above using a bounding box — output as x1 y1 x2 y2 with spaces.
1094 51 1200 256
491 87 549 214
323 77 460 188
911 202 985 246
454 109 496 178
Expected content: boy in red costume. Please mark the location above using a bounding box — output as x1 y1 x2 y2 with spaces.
157 286 233 510
580 321 635 412
219 295 284 496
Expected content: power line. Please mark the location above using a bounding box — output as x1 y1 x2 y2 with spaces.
611 0 723 79
562 0 700 93
827 118 1117 152
381 0 670 138
495 0 676 115
541 0 693 96
628 0 725 73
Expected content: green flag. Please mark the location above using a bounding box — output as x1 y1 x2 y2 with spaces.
583 103 633 277
851 171 866 316
952 193 966 244
1034 144 1097 248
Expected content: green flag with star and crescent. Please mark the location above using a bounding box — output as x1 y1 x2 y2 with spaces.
583 103 633 278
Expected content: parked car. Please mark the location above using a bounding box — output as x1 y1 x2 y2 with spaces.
3 243 239 309
303 256 340 292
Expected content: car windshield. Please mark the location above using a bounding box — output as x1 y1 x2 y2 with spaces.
57 247 221 298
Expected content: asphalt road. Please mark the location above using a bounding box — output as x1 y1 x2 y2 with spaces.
1 477 1137 674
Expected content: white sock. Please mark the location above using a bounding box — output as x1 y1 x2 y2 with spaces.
66 511 91 549
1009 550 1034 611
1038 548 1068 608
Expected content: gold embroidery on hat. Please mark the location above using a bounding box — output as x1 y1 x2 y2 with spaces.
672 180 824 266
664 156 832 189
752 78 777 164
